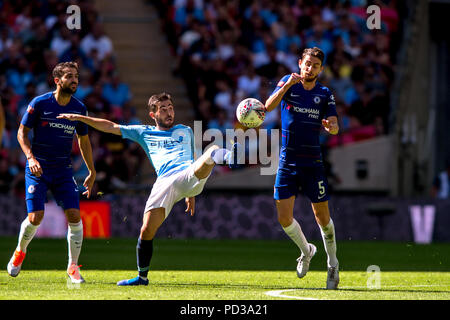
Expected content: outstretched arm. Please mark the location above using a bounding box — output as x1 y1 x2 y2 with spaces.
57 113 122 135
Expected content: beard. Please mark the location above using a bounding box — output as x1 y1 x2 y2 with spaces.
303 73 319 83
61 82 77 94
156 116 174 129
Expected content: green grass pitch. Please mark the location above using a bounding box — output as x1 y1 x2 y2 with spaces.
0 237 449 300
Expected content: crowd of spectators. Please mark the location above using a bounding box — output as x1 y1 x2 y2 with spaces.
152 0 404 150
0 0 407 197
0 0 144 198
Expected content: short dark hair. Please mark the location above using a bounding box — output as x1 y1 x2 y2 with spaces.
301 47 325 65
148 92 173 113
52 62 79 79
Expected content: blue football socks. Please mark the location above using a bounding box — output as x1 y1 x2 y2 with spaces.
137 238 153 278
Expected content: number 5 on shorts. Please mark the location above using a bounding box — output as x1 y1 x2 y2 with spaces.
318 180 325 196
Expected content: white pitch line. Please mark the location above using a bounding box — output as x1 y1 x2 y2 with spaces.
265 284 450 300
340 284 450 289
265 289 319 300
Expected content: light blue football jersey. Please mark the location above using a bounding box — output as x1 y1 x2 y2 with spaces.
119 124 195 177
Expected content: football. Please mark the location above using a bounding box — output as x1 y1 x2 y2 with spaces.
235 98 266 128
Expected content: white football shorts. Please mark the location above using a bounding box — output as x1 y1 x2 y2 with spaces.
144 163 209 218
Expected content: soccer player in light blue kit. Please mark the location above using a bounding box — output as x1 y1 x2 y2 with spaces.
7 62 96 284
58 92 240 286
265 47 340 289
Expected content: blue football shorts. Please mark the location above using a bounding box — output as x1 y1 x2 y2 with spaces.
25 165 80 213
274 163 330 203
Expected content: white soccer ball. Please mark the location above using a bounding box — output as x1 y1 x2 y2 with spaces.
235 98 266 128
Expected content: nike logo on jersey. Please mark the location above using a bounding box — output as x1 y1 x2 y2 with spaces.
43 111 52 115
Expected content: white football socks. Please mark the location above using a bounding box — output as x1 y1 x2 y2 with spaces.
67 221 83 267
319 218 338 267
16 217 39 253
282 219 311 256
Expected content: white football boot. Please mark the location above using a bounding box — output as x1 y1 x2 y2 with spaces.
326 263 340 290
296 243 317 278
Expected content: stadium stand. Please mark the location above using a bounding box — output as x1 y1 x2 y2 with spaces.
152 0 403 146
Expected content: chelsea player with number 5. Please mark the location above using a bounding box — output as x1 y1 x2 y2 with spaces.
264 47 340 289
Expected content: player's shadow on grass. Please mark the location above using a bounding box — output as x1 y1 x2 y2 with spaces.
112 282 450 295
108 281 300 291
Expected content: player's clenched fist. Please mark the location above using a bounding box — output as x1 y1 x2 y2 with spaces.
285 73 302 87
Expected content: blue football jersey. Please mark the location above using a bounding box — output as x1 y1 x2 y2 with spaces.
271 75 337 167
20 92 89 167
119 124 195 177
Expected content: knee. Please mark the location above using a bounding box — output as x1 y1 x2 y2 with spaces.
140 224 156 240
209 144 220 152
205 144 220 157
65 209 81 224
28 212 44 226
277 214 293 228
313 210 330 227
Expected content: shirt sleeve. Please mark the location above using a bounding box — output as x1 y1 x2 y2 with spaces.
324 91 338 119
188 126 195 159
270 75 291 97
20 97 39 129
75 107 89 136
119 125 145 143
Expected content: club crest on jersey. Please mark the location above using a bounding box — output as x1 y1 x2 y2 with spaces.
313 96 321 104
28 185 36 194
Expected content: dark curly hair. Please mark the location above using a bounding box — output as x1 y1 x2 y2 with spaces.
52 62 79 79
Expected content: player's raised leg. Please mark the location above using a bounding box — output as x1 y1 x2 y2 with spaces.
193 144 220 179
311 201 339 289
117 208 165 286
209 141 243 169
65 208 85 284
7 211 43 277
276 196 316 278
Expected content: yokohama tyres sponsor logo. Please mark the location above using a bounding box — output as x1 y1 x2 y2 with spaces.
48 122 75 130
46 122 76 134
287 104 320 119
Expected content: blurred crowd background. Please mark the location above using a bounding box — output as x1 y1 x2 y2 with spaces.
153 0 403 146
0 0 409 198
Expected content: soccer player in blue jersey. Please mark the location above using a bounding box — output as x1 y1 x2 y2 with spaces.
265 47 340 289
7 62 96 284
58 92 240 286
